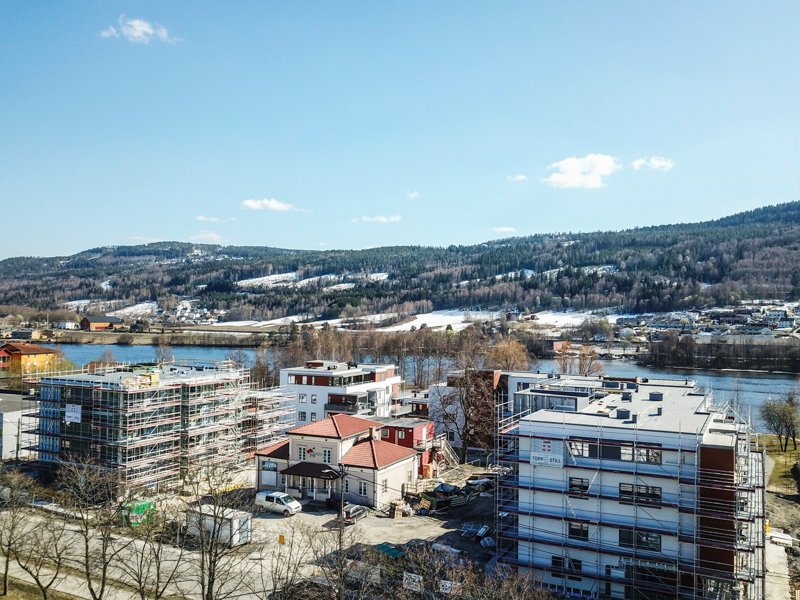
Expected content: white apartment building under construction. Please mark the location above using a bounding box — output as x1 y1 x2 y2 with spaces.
496 374 765 600
26 360 294 489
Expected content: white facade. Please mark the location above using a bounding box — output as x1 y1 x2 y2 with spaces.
496 375 765 600
281 361 402 424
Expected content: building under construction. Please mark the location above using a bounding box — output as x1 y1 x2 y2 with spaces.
26 360 294 489
495 374 765 600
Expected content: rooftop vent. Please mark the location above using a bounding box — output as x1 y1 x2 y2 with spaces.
652 406 663 417
648 391 664 401
616 408 631 420
621 391 633 402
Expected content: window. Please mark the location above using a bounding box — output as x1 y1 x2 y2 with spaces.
569 477 590 494
567 558 582 581
637 447 662 464
311 394 317 404
551 555 564 570
382 479 388 493
567 439 596 458
568 522 589 541
323 449 332 464
297 446 306 461
358 481 367 496
447 431 456 442
619 483 662 504
398 430 406 440
299 394 307 403
299 411 307 422
381 429 389 438
311 413 317 422
619 530 661 552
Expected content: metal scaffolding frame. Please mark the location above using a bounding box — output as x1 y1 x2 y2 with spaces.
494 379 766 600
24 361 295 489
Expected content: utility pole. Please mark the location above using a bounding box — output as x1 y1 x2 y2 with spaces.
323 463 348 600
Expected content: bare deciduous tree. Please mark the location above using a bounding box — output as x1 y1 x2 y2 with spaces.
0 470 35 596
181 467 261 600
115 499 187 600
57 459 131 600
485 339 532 372
12 514 71 600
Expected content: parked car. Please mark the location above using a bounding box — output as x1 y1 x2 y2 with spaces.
255 491 302 516
339 503 369 525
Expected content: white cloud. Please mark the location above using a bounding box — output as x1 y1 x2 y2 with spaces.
406 191 420 200
189 230 223 244
542 153 621 189
195 215 235 223
240 198 303 212
493 227 517 234
352 215 402 224
101 15 178 44
506 175 528 183
631 156 675 171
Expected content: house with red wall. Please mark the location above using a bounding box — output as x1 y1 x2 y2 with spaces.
370 416 453 478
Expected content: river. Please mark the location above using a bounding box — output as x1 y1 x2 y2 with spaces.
43 343 797 428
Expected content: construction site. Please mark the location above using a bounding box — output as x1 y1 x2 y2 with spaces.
24 360 294 489
494 374 766 600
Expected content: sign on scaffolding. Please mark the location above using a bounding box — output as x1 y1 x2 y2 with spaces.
530 451 563 467
65 404 81 425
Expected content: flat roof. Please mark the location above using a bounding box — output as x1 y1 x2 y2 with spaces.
283 361 396 376
521 381 715 437
370 416 432 429
40 363 244 390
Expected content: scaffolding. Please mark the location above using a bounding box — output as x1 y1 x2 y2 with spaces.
24 361 295 490
494 377 766 600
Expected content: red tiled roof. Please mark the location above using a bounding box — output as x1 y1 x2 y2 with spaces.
255 439 290 460
341 438 417 470
0 343 57 356
289 414 383 439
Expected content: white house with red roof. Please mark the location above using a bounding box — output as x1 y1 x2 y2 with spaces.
255 413 419 508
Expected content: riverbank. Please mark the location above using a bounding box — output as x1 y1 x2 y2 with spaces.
44 330 271 347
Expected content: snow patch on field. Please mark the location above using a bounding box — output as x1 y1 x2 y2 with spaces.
378 310 501 332
210 315 309 329
108 302 158 318
64 300 92 309
236 273 298 288
533 310 631 327
324 283 356 292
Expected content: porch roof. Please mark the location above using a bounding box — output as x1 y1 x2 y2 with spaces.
280 461 340 479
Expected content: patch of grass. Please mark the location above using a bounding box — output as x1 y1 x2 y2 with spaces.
764 434 800 489
6 577 84 600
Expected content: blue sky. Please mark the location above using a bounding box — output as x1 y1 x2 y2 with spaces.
1 2 799 259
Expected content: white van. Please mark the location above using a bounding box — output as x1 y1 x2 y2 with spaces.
255 491 302 516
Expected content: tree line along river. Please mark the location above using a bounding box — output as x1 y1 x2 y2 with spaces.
43 343 798 431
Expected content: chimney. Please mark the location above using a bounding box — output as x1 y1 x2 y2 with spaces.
369 427 378 440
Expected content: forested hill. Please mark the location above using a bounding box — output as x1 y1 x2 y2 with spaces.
2 201 800 321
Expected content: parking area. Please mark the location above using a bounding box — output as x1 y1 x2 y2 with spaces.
250 493 496 564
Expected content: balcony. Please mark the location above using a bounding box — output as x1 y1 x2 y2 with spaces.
324 402 371 415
